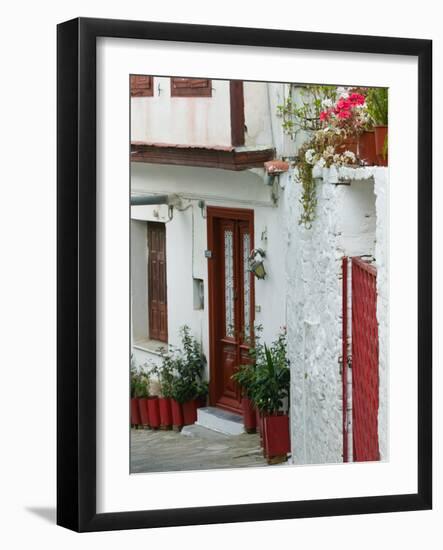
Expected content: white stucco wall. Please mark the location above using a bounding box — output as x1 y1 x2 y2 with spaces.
284 166 387 465
131 78 232 147
130 162 287 378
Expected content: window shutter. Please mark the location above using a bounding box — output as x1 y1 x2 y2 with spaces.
148 223 168 342
171 77 212 97
130 75 154 97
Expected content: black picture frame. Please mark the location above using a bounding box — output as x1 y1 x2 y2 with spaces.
57 17 432 532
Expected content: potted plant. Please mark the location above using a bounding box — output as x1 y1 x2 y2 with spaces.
231 346 258 433
146 378 161 429
153 358 174 430
252 330 291 464
163 326 208 429
130 363 142 428
278 86 364 228
136 366 151 428
366 87 388 165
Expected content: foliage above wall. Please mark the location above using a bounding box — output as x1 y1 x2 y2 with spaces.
277 85 386 228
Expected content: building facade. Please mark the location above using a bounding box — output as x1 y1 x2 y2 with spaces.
130 76 388 464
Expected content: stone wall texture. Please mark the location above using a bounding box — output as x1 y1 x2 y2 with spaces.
284 166 388 465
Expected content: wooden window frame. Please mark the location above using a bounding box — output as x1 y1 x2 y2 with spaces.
170 77 212 97
130 75 154 97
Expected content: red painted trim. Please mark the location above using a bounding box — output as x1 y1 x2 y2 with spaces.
352 256 377 276
230 80 245 146
131 142 274 171
342 256 348 462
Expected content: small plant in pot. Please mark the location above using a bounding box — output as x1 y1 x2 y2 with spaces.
231 328 260 434
137 366 151 428
146 377 161 429
252 329 291 464
152 358 174 430
163 326 208 429
130 359 151 428
130 361 142 428
366 87 388 165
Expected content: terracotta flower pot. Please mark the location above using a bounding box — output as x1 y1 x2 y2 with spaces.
336 136 358 156
374 125 388 166
147 396 160 429
358 131 377 166
263 414 290 464
130 398 141 427
171 399 184 431
158 397 172 430
182 399 198 425
138 397 150 428
242 397 257 434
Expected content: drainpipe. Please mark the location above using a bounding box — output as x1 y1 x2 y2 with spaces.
130 193 182 207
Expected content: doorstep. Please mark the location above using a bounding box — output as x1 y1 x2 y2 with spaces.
195 406 245 436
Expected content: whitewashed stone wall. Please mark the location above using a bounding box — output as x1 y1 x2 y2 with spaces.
374 169 389 461
284 166 388 465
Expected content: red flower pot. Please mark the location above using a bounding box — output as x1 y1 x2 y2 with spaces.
358 131 377 166
336 136 358 156
182 399 198 425
138 398 150 427
147 396 160 429
374 125 388 166
242 397 257 434
263 414 290 461
158 397 172 430
171 399 184 431
131 398 141 427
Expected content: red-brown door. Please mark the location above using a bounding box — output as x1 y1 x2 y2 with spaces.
147 222 168 343
207 207 254 414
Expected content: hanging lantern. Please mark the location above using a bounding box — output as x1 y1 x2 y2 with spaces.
248 248 266 279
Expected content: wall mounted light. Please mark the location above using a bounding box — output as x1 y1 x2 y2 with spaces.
248 248 266 279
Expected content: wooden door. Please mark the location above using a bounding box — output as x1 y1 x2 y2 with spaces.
207 207 254 414
147 222 168 342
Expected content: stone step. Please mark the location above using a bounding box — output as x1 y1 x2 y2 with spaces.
196 406 245 436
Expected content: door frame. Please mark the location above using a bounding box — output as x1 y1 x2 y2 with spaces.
206 206 255 410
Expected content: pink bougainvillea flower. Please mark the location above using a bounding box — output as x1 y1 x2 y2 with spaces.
319 110 330 121
336 98 351 111
349 92 365 106
337 109 352 119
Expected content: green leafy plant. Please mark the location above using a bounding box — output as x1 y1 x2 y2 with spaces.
160 326 207 404
253 330 290 415
366 87 388 126
233 327 290 415
277 85 338 137
130 359 150 398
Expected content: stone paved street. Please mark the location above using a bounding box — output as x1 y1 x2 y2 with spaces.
130 425 268 473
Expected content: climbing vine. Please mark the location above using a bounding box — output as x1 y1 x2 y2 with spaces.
277 85 368 228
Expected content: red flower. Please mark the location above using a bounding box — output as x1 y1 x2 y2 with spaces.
319 110 330 121
336 98 351 111
349 92 365 106
338 109 352 119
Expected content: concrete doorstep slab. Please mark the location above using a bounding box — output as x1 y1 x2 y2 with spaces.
195 406 245 435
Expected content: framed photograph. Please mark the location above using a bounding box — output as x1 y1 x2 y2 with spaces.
57 17 432 532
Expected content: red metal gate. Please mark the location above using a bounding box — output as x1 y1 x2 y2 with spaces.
351 257 380 462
